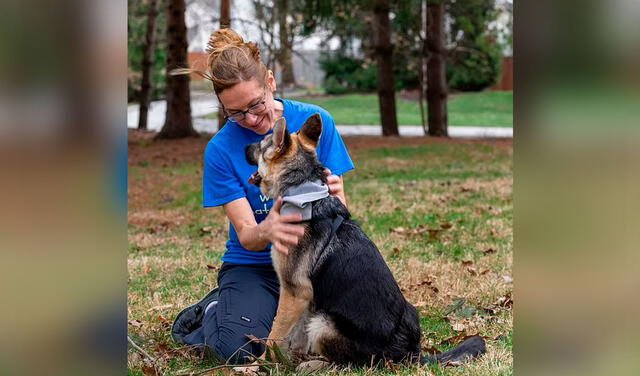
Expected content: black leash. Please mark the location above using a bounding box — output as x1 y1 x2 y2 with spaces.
330 215 344 237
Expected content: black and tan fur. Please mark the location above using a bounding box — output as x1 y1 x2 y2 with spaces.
245 114 486 367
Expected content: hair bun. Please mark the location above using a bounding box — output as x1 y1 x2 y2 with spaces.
207 29 244 56
203 28 268 94
245 41 261 62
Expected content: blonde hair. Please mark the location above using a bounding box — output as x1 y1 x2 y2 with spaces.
172 29 268 94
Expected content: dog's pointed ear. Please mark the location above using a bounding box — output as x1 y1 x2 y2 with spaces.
299 113 322 148
273 117 291 153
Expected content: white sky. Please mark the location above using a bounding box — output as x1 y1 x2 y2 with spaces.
186 0 511 52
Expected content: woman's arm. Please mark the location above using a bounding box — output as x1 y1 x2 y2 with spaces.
223 196 306 255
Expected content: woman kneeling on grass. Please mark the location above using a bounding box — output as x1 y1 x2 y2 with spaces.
170 28 354 364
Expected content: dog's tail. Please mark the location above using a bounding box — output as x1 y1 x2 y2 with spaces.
420 336 486 365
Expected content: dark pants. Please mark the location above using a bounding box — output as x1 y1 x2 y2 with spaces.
184 263 280 364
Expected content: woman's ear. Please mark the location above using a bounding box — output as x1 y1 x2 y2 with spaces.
267 70 277 92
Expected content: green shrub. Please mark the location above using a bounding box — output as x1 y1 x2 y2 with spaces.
323 76 350 95
319 53 419 94
447 36 502 91
320 54 377 94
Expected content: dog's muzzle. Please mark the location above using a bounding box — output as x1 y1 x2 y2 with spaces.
249 171 262 186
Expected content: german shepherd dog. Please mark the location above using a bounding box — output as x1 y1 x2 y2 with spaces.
245 114 486 367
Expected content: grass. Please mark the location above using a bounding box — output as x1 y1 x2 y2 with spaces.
128 138 513 375
290 91 513 127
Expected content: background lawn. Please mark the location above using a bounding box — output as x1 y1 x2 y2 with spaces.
128 134 513 375
290 91 513 127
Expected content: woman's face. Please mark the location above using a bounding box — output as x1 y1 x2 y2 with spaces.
217 76 280 135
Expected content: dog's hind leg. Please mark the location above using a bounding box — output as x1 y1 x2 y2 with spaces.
306 314 357 365
285 310 312 355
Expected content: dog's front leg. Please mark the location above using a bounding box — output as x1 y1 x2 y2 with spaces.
266 285 312 352
233 285 311 374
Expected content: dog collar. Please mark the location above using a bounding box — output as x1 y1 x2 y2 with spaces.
280 180 329 221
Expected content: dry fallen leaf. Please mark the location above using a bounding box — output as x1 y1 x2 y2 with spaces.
452 322 466 332
128 319 143 328
142 365 157 376
440 332 483 347
483 248 497 255
201 226 212 233
157 315 172 328
496 293 513 308
461 260 473 266
154 343 172 359
427 229 440 240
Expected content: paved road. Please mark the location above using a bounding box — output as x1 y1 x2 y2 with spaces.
128 97 512 138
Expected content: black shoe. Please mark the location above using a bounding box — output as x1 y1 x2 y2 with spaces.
171 287 219 344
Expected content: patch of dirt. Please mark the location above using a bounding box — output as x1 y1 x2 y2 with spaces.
128 130 210 168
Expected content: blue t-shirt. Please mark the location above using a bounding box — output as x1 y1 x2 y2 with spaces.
203 99 355 264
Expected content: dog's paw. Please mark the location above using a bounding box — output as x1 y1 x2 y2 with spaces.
296 359 330 373
232 365 260 375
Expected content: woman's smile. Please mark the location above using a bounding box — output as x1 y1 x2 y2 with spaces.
246 115 268 134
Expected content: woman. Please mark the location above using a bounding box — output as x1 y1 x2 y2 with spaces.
172 29 354 364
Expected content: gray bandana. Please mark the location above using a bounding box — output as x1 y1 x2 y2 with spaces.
280 180 329 221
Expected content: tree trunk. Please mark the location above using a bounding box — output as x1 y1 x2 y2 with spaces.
217 0 231 131
419 0 428 135
156 0 197 139
277 0 296 90
373 0 399 137
426 1 448 137
138 0 160 130
220 0 230 28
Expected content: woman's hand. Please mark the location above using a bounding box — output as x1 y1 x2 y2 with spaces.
324 168 347 207
258 197 306 255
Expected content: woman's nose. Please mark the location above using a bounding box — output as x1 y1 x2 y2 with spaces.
244 112 259 124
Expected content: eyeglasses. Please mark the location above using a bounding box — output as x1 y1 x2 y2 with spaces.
224 88 268 123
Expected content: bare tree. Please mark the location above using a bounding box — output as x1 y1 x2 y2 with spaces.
373 0 399 136
276 0 296 90
220 0 230 28
217 0 231 131
419 0 428 135
138 0 160 130
426 0 448 137
156 0 198 139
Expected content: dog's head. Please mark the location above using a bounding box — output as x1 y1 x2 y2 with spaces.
245 113 325 198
